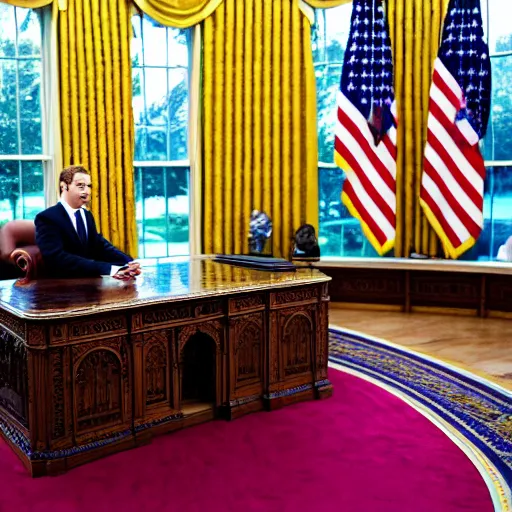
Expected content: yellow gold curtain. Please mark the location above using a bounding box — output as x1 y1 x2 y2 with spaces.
387 0 450 256
202 0 319 258
58 0 138 257
132 0 223 28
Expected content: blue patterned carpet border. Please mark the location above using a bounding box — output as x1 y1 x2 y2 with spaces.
328 328 512 487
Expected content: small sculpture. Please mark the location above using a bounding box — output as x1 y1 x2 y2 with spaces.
248 210 272 255
292 224 320 261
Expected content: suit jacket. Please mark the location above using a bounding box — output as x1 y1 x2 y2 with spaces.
35 203 131 278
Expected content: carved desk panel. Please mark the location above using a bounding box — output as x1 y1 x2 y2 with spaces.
0 257 331 476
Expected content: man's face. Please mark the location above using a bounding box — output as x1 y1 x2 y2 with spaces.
62 172 92 209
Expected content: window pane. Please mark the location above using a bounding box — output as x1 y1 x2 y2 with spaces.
135 166 189 258
489 166 512 262
141 18 168 67
143 67 167 110
486 0 512 54
318 166 379 257
168 68 189 160
167 28 189 67
132 67 144 160
0 60 19 154
0 161 19 222
0 5 43 156
0 160 44 222
131 16 143 66
134 126 147 161
482 55 512 161
0 4 16 58
314 5 352 164
21 160 44 219
19 59 42 154
17 9 41 57
132 18 190 163
145 126 166 161
136 66 168 161
462 166 512 261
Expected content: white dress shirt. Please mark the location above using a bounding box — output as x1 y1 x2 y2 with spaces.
59 199 120 276
59 198 88 237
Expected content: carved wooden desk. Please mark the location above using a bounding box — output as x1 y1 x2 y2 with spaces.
0 257 331 476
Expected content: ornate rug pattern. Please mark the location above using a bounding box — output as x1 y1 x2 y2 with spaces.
328 326 512 510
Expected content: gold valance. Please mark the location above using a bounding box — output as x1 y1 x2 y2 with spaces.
1 0 52 7
1 0 68 10
132 0 224 28
301 0 351 8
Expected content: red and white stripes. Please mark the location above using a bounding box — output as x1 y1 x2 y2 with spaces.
420 58 486 258
334 91 397 255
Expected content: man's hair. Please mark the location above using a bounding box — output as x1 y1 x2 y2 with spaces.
59 165 90 193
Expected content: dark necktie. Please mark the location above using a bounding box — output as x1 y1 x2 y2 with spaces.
75 210 87 245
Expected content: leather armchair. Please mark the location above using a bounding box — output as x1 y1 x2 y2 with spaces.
0 220 44 284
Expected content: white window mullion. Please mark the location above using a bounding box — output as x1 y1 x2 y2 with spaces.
0 155 52 161
188 24 202 256
41 2 61 207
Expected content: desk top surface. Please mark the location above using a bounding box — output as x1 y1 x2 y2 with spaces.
0 256 330 320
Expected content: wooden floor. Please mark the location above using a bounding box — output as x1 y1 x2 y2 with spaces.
329 307 512 391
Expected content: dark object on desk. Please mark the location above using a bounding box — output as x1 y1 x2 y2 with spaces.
248 210 272 255
292 224 320 262
214 254 296 272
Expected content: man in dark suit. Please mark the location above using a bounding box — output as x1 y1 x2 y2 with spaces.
35 165 141 279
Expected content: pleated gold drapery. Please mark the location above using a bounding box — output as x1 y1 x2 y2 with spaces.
58 0 138 257
202 0 319 259
132 0 223 28
387 0 450 256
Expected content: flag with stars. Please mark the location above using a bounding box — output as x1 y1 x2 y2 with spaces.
420 0 491 258
334 0 397 256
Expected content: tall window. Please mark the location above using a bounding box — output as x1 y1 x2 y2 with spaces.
468 0 512 261
313 4 375 257
0 5 48 225
131 15 191 258
314 0 512 261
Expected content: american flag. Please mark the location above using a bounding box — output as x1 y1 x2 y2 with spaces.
420 0 491 258
334 0 397 256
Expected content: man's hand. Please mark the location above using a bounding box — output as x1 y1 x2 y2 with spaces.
113 261 142 280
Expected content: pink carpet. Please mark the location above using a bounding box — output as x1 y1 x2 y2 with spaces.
0 369 492 512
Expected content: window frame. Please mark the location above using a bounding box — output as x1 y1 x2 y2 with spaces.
476 0 512 260
0 4 56 222
314 1 512 261
133 159 190 259
131 15 199 258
